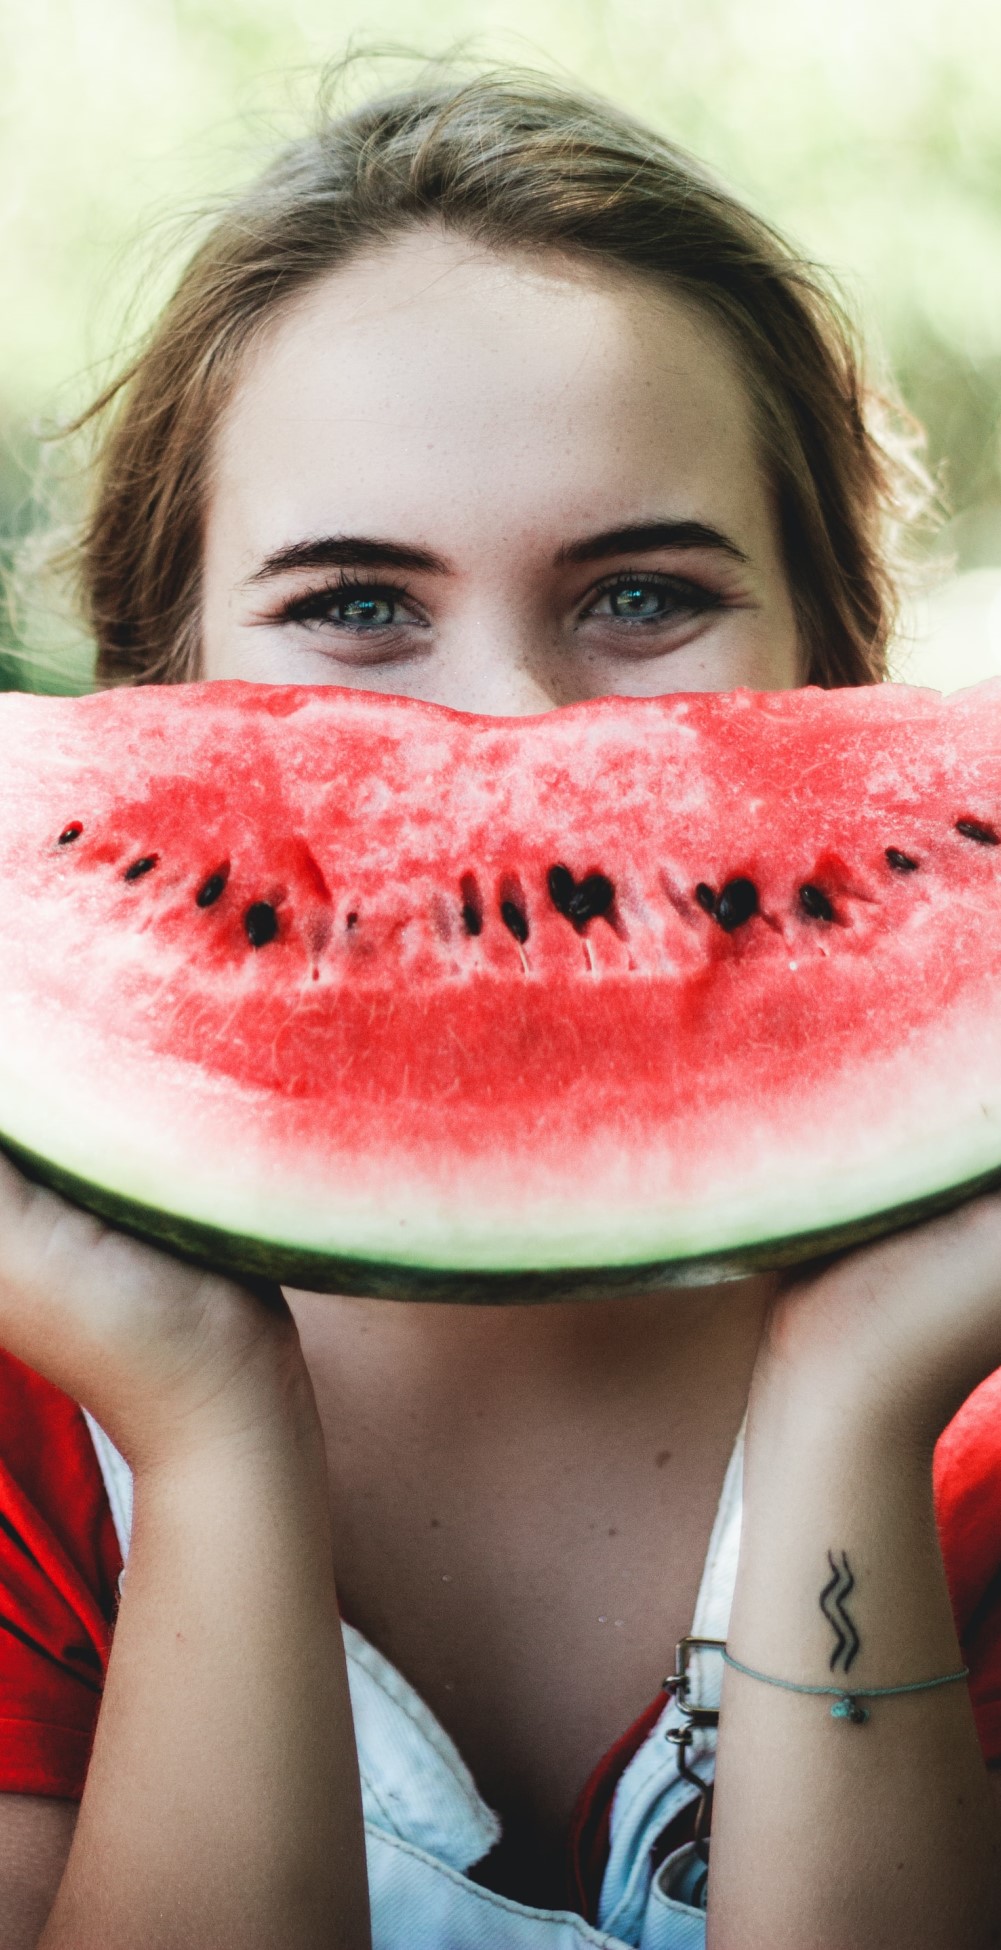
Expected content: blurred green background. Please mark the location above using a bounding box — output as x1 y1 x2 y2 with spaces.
4 0 1001 692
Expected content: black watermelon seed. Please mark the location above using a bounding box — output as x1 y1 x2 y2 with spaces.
547 863 615 928
123 854 159 882
569 873 615 925
500 899 529 945
459 872 483 937
195 869 228 909
715 877 759 932
547 864 576 914
799 883 834 922
885 848 919 872
956 818 1000 846
244 901 279 948
58 822 83 845
695 882 717 915
346 911 359 930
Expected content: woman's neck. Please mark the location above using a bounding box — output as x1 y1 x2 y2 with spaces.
284 1272 777 1478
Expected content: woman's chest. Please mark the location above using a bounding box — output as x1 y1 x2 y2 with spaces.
329 1459 722 1905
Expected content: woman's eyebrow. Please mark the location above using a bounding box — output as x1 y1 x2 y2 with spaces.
557 519 749 565
246 520 748 585
246 536 452 582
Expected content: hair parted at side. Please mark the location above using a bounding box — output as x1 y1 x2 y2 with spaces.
61 59 936 689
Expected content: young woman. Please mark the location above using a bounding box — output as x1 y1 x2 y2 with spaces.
1 67 1000 1950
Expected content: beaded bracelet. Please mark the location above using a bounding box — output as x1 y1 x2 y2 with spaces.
721 1649 970 1724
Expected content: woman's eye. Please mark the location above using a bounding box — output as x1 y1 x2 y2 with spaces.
278 581 415 634
335 593 397 629
606 583 670 621
587 575 720 625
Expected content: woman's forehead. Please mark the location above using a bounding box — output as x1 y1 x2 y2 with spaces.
206 232 773 569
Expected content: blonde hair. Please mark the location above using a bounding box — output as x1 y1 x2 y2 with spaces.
57 65 935 688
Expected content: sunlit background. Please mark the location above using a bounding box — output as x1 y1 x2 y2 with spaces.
4 0 1001 691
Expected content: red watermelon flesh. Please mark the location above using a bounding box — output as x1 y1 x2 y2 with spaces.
1 677 1001 1299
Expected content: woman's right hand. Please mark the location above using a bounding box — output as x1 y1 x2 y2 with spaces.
0 1147 305 1472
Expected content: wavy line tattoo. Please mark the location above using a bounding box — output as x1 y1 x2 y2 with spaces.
819 1549 860 1673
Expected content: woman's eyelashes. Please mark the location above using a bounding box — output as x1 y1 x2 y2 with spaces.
275 576 425 637
269 567 731 654
582 570 727 629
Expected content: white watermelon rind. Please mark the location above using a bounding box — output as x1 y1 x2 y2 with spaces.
3 1128 1001 1301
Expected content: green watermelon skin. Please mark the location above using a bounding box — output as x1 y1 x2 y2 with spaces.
2 677 1001 1300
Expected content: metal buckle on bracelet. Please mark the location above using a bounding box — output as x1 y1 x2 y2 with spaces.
661 1635 727 1862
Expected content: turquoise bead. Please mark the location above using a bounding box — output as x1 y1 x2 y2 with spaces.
831 1695 869 1723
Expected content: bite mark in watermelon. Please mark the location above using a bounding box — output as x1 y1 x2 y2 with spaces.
3 677 1001 1300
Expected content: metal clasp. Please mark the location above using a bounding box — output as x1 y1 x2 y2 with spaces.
661 1635 726 1864
662 1634 727 1726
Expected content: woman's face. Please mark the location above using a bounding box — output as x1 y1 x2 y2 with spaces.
201 230 801 709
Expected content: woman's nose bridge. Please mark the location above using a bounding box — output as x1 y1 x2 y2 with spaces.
442 602 570 715
456 663 560 716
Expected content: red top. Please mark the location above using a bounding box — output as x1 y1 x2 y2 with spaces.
0 1351 120 1799
1 1346 1000 1918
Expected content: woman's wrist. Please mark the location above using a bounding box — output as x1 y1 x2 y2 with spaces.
736 1368 952 1683
129 1350 328 1499
753 1195 1001 1462
749 1290 945 1467
120 1297 322 1481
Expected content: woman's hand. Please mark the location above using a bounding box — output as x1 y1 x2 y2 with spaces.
0 1147 304 1472
755 1189 1001 1448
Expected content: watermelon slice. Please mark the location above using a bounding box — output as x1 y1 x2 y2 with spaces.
3 677 1001 1301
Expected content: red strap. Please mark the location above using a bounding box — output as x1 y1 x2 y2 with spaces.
565 1689 666 1920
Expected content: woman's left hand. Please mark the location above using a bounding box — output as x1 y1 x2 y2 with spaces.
756 1188 1001 1446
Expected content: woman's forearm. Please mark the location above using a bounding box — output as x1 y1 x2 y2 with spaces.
708 1373 1001 1950
38 1356 371 1950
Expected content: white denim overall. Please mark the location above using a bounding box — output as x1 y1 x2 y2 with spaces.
84 1411 744 1950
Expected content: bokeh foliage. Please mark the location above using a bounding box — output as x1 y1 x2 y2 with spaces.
3 0 1001 688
